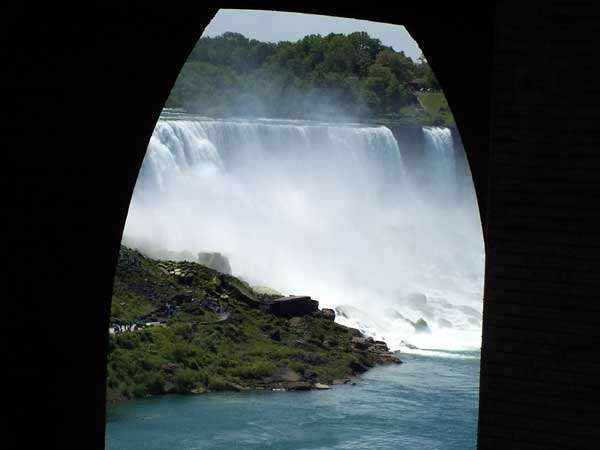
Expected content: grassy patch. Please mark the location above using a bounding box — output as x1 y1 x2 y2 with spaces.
417 92 455 126
252 286 284 296
106 246 379 402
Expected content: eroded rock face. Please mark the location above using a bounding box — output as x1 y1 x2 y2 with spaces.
263 296 319 318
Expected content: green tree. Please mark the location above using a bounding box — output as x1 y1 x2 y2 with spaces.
165 31 450 122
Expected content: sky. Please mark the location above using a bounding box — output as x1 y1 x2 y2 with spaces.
203 9 423 62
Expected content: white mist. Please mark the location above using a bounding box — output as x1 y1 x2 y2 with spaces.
123 113 485 353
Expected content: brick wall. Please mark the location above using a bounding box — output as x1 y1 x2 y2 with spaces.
478 3 600 449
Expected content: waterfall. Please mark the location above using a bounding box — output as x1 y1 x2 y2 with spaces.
420 127 457 201
123 114 485 352
135 118 405 198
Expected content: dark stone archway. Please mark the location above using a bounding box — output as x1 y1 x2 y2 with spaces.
6 3 600 449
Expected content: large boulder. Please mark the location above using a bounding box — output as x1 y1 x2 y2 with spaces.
197 252 232 274
321 308 336 321
263 296 319 318
369 340 389 353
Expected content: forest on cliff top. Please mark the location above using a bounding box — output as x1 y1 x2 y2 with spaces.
166 32 451 124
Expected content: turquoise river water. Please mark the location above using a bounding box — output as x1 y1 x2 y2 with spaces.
106 351 480 450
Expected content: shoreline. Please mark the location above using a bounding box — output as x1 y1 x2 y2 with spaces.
106 355 400 407
107 246 401 405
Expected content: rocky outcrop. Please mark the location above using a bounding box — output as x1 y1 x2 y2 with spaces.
351 336 371 350
350 335 402 366
321 308 336 321
350 360 369 373
197 252 231 274
385 306 432 335
158 262 196 285
109 246 405 402
262 296 319 318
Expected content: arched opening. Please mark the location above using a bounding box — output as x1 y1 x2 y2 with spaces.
105 9 485 450
15 4 600 450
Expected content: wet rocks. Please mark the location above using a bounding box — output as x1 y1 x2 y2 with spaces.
350 335 402 366
349 360 369 373
280 381 312 391
376 353 402 365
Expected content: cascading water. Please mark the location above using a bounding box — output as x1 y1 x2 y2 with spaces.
123 112 485 354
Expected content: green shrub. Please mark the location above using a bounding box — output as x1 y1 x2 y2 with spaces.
174 367 197 392
231 361 276 379
207 375 230 391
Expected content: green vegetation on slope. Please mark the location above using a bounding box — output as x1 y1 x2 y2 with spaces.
107 246 392 402
166 32 452 125
418 92 454 127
